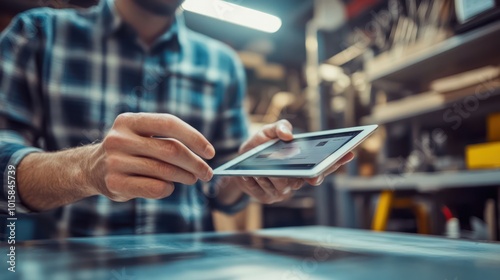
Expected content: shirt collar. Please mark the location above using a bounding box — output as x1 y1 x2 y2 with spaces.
98 0 188 50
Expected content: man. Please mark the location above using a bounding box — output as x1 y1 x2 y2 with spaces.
0 0 353 237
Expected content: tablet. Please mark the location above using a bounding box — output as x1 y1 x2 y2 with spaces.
213 124 378 178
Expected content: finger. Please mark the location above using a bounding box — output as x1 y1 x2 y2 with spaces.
262 119 293 141
124 137 213 182
117 113 215 159
291 179 305 190
305 174 325 186
254 177 280 199
304 152 355 186
337 152 355 165
112 155 198 185
239 120 293 153
239 130 270 154
268 177 290 192
240 177 266 198
267 180 295 202
127 176 175 200
152 138 213 181
321 152 356 176
108 174 175 200
281 187 295 200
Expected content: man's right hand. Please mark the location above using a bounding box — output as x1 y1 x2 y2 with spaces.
87 113 215 202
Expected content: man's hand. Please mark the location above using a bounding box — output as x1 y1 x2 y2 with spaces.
87 113 215 202
17 112 216 211
235 120 354 204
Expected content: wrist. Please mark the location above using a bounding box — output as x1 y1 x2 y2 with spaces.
81 143 105 197
14 144 106 211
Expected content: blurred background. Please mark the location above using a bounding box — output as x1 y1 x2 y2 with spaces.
1 0 500 241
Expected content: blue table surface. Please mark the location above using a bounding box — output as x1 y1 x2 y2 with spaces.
3 226 500 280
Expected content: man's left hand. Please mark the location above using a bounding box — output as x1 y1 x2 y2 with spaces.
236 120 354 204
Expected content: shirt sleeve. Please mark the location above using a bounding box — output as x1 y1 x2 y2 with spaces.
0 14 45 214
206 51 250 214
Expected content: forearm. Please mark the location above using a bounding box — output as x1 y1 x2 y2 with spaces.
17 144 100 211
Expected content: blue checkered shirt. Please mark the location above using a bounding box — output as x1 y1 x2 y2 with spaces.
0 0 249 237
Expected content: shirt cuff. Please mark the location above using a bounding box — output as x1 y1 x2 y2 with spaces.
211 192 250 215
206 176 250 215
1 145 43 214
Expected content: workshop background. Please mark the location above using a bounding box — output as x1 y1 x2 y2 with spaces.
1 0 500 241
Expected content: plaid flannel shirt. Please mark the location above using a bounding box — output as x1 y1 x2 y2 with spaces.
0 0 249 237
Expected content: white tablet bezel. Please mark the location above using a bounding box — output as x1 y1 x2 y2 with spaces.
213 124 378 178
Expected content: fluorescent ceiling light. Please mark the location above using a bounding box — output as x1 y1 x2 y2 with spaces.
182 0 282 33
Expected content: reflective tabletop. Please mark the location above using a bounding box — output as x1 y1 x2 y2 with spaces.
3 226 500 280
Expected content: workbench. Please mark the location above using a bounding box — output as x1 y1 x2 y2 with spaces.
3 226 500 279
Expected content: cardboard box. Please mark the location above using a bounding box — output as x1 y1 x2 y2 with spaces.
466 142 500 169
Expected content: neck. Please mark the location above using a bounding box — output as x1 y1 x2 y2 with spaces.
115 0 174 46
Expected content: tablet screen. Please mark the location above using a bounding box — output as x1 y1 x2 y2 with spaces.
228 130 361 170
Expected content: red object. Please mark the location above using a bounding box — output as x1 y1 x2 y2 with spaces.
346 0 381 19
441 206 454 221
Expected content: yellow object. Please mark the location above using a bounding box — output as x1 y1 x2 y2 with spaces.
466 141 500 169
412 204 430 235
372 190 394 231
372 191 430 234
487 113 500 142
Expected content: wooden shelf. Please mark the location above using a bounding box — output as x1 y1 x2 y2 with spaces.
361 87 500 125
334 169 500 191
334 169 500 192
365 21 500 85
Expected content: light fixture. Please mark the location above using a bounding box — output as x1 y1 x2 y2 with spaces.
182 0 282 33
